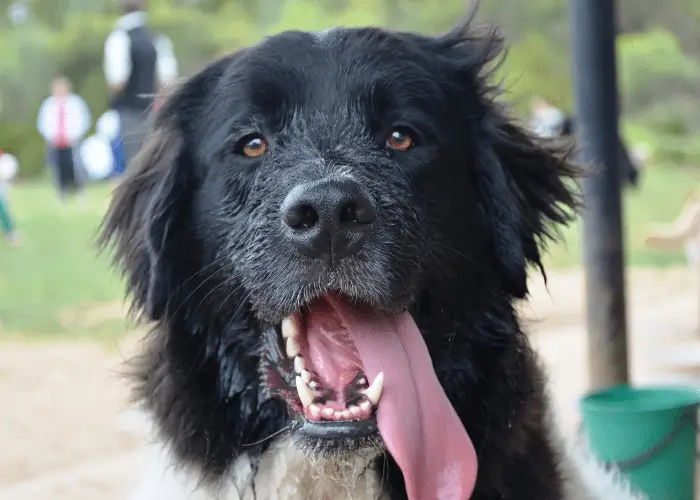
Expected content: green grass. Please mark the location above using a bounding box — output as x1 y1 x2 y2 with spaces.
0 165 697 337
544 164 700 267
0 182 128 338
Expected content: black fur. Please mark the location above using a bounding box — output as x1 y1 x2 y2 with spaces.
100 13 579 499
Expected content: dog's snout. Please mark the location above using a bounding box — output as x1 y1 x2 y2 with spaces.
281 178 376 261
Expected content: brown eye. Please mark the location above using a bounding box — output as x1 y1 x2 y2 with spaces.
386 129 414 151
241 136 268 158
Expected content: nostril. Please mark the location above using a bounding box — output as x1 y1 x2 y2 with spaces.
340 200 376 225
354 203 376 224
339 202 359 224
284 204 319 229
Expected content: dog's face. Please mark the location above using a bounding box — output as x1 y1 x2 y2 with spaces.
199 31 438 321
102 21 577 499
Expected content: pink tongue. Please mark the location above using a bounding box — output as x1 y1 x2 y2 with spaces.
308 297 478 500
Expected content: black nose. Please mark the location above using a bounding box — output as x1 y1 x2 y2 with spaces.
281 178 376 262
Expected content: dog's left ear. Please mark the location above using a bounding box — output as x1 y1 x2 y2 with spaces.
436 14 580 298
483 119 580 298
472 129 529 298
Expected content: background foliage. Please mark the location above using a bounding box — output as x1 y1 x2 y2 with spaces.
1 0 700 177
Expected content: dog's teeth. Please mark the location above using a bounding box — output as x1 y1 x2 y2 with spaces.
359 400 372 413
349 405 361 416
361 372 384 406
358 377 367 386
295 376 314 407
323 408 334 418
294 356 305 374
341 410 351 420
309 380 320 390
334 411 343 420
301 370 312 385
309 404 321 419
286 338 300 358
281 316 298 339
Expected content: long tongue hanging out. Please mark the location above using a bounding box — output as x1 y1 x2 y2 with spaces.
306 297 478 500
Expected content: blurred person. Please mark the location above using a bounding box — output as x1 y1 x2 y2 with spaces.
559 115 642 188
645 188 700 266
0 149 20 246
111 131 127 180
37 77 92 202
44 142 55 173
0 193 19 246
103 0 178 170
529 96 565 138
96 109 127 181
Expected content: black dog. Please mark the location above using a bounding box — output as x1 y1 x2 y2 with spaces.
101 13 641 500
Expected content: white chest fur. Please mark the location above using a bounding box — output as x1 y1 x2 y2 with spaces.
130 439 388 500
126 411 644 500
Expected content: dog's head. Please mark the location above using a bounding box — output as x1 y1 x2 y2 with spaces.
101 16 578 499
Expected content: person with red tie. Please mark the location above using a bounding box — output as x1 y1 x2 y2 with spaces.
37 77 92 202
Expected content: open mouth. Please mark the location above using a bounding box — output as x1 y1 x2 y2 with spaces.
282 308 383 424
260 295 383 445
259 293 480 500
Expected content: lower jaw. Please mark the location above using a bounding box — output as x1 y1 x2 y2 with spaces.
289 417 384 459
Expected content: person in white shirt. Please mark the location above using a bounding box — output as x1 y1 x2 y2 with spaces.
529 97 565 139
37 77 91 201
103 0 178 170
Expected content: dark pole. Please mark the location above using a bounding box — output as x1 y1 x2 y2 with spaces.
569 0 629 389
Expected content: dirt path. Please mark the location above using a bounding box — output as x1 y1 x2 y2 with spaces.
1 267 698 499
0 339 143 494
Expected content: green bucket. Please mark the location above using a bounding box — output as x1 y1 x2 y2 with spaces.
580 385 700 500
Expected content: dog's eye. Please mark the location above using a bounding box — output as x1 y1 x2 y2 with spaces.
238 135 268 158
386 128 415 151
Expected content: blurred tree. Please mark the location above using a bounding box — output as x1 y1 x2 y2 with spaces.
617 29 700 165
1 0 699 177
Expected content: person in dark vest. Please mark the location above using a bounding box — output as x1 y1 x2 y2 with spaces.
103 0 178 169
559 115 641 188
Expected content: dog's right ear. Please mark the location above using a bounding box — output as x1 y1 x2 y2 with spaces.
98 122 190 321
100 54 238 321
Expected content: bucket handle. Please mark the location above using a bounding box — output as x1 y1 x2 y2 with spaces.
580 409 697 471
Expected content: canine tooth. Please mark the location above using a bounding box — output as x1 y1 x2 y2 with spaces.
349 406 361 416
301 370 312 384
294 356 305 374
361 372 384 406
323 408 335 418
281 316 298 338
286 338 300 358
309 404 321 419
360 400 372 413
295 376 314 407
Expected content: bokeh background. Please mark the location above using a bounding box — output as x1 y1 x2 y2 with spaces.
1 1 700 498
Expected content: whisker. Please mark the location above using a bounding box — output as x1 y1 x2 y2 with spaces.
243 426 291 447
171 261 235 317
175 254 233 292
433 240 478 266
218 279 252 317
379 451 388 499
192 269 245 315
